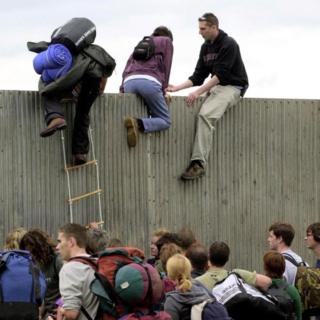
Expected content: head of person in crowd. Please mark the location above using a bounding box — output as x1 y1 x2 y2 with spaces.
4 227 27 250
177 227 197 252
20 228 56 268
160 242 183 273
305 222 320 255
185 243 208 277
198 12 220 42
268 222 295 251
151 25 173 41
263 251 286 279
156 232 183 258
150 228 169 257
209 241 230 267
57 223 88 261
108 238 124 247
86 228 108 254
166 254 192 293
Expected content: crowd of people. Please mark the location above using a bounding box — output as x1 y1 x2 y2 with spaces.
1 222 320 320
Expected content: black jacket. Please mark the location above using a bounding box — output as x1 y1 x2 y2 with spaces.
189 30 248 96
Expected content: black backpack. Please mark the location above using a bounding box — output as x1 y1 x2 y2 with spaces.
132 36 155 61
211 272 287 320
51 17 96 53
267 281 295 320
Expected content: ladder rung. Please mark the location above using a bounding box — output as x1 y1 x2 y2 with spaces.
68 189 102 203
65 160 97 171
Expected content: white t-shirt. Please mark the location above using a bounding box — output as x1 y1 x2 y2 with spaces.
59 257 99 320
282 249 306 285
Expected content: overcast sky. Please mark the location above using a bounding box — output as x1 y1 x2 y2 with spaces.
1 0 319 99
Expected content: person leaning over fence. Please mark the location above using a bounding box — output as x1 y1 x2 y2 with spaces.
120 26 174 147
54 223 99 320
27 17 116 166
167 13 248 180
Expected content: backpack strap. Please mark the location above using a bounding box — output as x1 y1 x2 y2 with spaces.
29 262 42 305
80 305 93 320
68 256 98 271
282 253 307 267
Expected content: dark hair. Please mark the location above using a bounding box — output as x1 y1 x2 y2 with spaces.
152 26 173 41
156 233 183 257
198 13 219 27
263 251 285 278
269 223 295 246
306 223 320 242
185 243 208 271
177 227 197 250
86 229 108 254
59 223 88 249
209 241 230 267
20 229 56 267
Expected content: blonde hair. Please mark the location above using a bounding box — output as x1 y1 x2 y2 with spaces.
4 227 27 250
166 254 192 293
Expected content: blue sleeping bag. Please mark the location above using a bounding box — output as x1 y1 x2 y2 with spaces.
33 44 73 84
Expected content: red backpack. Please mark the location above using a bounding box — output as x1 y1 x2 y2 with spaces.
90 247 165 320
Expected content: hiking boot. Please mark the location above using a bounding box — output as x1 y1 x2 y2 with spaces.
73 153 87 166
124 117 138 147
40 117 67 137
181 161 205 180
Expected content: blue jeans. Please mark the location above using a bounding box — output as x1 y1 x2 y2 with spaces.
123 78 171 132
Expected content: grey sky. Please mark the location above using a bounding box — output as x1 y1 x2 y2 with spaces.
1 0 319 99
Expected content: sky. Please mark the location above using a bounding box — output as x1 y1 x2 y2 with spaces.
1 0 320 99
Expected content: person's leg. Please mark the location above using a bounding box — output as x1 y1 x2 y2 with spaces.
181 85 241 180
71 77 100 162
40 95 67 137
134 79 171 132
123 79 171 147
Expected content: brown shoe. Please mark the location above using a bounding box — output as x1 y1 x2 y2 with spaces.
124 117 138 147
40 117 67 137
181 161 205 180
73 154 87 166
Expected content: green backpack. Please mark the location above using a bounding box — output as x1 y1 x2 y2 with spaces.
283 253 320 310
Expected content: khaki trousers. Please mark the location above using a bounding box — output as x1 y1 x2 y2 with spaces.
191 85 241 164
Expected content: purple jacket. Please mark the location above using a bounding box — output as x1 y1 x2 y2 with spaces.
120 36 173 93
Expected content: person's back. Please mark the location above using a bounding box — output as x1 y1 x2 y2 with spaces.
264 250 302 320
196 241 267 291
164 254 214 320
19 229 62 319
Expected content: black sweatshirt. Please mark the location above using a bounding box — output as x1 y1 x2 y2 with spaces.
189 29 248 96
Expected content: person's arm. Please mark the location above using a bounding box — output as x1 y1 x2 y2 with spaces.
166 79 193 93
186 75 220 105
233 268 272 291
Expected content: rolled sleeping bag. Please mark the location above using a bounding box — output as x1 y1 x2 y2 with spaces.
33 44 73 83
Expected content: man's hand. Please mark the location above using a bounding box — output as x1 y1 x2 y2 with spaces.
165 93 172 104
166 84 178 93
186 91 200 105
